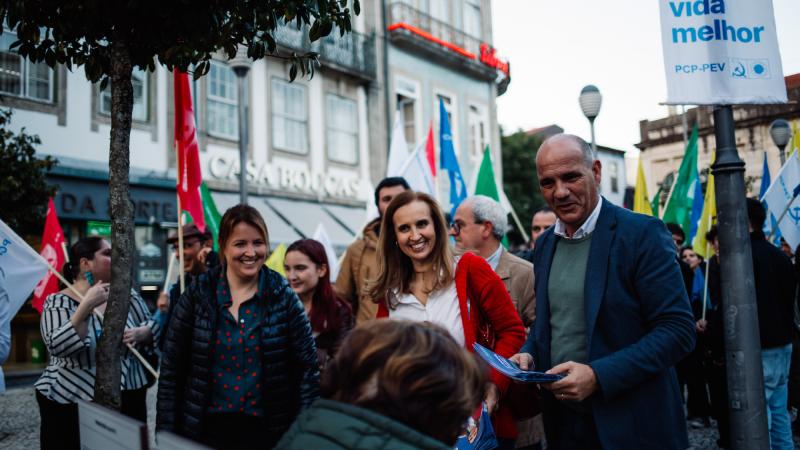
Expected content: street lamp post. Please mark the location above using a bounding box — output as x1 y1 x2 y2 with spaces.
229 45 252 205
769 119 791 165
579 85 602 155
714 105 770 449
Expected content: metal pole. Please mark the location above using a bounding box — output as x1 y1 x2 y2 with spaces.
778 143 787 165
589 118 597 156
712 105 769 450
236 74 248 205
680 105 689 147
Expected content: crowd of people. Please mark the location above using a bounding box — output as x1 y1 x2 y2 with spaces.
27 132 800 450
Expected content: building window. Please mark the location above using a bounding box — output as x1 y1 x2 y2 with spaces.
396 76 420 150
464 0 482 38
272 78 309 154
207 60 238 140
326 95 359 165
99 68 148 121
397 94 416 150
0 30 53 103
468 104 487 160
609 161 619 193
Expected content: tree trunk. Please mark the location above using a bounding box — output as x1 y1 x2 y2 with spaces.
94 41 134 409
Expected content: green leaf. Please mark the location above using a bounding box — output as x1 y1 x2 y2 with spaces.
354 0 361 15
99 76 109 92
289 63 297 82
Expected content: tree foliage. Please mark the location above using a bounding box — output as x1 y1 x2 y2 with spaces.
1 0 359 82
0 108 55 234
0 0 358 409
501 129 544 246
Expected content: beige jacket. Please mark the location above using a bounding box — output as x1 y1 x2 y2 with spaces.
495 249 536 327
334 218 381 324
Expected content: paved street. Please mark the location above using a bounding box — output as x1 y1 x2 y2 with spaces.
3 385 799 449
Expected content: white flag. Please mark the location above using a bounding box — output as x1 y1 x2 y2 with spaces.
762 151 800 250
312 223 340 282
0 218 49 327
658 0 787 104
386 112 410 177
400 142 436 197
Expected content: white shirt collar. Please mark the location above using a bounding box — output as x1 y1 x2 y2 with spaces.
485 245 503 270
553 196 603 240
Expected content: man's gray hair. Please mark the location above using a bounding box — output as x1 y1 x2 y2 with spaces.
542 134 595 167
465 195 508 241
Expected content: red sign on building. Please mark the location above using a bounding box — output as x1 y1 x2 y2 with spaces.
479 44 510 77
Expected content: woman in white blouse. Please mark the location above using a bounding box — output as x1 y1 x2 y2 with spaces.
34 237 160 450
368 191 525 445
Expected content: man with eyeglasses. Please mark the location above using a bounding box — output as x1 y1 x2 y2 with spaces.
450 195 541 450
450 195 535 327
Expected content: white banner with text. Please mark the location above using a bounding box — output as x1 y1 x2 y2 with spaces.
659 0 787 104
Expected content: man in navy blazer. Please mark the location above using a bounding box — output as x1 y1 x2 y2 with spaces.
512 134 696 449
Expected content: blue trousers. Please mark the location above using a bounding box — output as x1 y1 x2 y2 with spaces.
762 343 794 450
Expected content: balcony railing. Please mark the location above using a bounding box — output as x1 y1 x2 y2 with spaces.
273 23 376 81
388 2 482 58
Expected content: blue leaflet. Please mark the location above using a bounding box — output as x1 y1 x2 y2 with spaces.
473 343 564 383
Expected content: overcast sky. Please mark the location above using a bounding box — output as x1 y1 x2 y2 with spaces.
493 0 800 161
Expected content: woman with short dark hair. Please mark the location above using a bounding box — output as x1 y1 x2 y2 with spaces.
157 204 319 449
284 239 353 370
36 237 159 450
276 320 486 449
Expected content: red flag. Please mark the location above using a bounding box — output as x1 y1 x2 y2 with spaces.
174 70 205 231
32 198 65 313
424 121 436 177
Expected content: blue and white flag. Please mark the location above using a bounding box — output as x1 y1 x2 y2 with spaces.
0 218 49 326
762 151 800 251
759 152 782 245
439 98 467 217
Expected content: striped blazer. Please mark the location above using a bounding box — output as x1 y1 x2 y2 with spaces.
35 290 161 404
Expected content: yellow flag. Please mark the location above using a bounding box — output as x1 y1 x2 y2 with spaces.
265 243 287 276
793 120 800 155
692 154 716 258
633 159 653 216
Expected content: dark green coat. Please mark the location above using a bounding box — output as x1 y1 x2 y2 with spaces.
275 399 451 450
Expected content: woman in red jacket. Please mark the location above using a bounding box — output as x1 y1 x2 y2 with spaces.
367 191 526 446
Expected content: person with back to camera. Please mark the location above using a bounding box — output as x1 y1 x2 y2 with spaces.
284 238 353 370
157 204 319 449
35 237 160 450
275 320 487 450
367 190 526 448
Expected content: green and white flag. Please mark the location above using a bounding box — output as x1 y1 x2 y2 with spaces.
662 124 699 235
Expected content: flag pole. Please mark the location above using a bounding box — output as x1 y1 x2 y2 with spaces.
61 242 70 263
162 253 176 294
702 241 711 322
508 204 530 244
176 195 186 294
45 264 159 379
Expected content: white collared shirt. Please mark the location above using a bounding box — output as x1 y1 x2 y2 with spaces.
553 196 603 240
389 282 465 346
485 245 503 270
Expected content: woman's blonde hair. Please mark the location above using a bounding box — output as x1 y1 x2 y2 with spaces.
366 191 454 307
322 320 486 445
